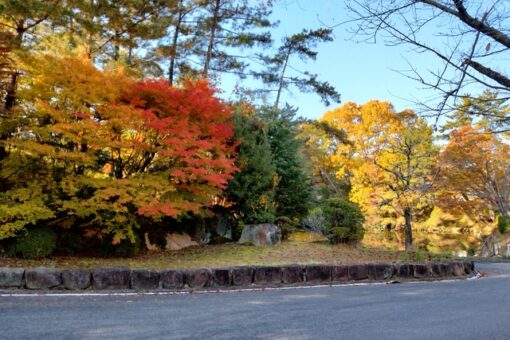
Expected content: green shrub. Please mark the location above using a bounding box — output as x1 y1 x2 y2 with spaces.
100 234 142 257
413 249 428 262
497 215 509 234
323 199 365 244
114 238 141 257
9 228 57 259
276 216 297 240
57 230 85 255
301 208 327 234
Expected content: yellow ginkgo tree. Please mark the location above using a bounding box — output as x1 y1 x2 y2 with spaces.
322 100 438 251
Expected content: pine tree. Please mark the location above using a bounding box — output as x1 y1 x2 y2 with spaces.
256 28 340 108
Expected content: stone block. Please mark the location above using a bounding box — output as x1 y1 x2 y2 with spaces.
212 269 231 286
331 265 349 282
185 269 211 288
91 267 130 290
395 264 414 278
161 270 184 289
463 261 474 275
305 265 332 283
448 262 465 276
131 269 160 290
368 264 396 281
430 263 447 277
281 265 304 284
62 269 91 290
413 264 431 278
348 264 368 281
231 267 253 286
25 268 61 289
253 266 282 285
0 268 24 288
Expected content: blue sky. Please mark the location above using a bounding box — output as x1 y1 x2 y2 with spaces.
225 0 439 120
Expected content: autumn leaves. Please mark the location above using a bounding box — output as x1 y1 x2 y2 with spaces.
0 55 237 243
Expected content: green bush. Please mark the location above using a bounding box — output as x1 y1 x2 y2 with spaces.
497 215 509 234
301 207 327 234
323 200 365 244
9 228 57 259
413 249 428 262
57 230 85 255
100 234 142 257
276 216 298 240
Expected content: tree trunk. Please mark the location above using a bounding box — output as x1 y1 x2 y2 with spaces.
274 45 292 109
113 31 120 61
3 71 17 114
169 1 184 86
1 25 25 162
404 207 413 251
203 0 221 76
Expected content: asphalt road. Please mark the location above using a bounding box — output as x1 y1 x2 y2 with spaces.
1 262 509 340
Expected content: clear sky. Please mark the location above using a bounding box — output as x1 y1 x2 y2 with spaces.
244 0 438 120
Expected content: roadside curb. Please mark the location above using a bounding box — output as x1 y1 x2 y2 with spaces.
0 261 475 291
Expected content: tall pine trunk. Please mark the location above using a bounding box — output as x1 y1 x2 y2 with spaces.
274 45 291 109
169 1 184 86
203 0 221 76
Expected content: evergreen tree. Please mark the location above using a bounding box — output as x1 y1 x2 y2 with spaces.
442 90 510 138
226 106 277 224
197 0 273 77
256 28 340 108
259 106 313 220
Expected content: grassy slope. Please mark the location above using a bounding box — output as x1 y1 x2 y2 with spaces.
0 237 437 270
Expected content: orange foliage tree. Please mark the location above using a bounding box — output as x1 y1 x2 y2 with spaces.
439 125 510 222
0 54 237 243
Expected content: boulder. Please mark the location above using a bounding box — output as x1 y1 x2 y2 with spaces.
25 268 61 289
231 267 253 286
414 264 431 278
305 265 332 283
0 268 24 288
395 264 414 278
143 233 160 251
165 233 198 251
348 264 368 281
91 267 130 290
331 265 349 282
253 266 282 285
368 264 395 281
185 269 211 288
207 206 236 242
281 265 304 284
131 269 160 290
212 269 231 286
161 270 184 289
238 223 281 247
62 269 91 290
301 213 326 234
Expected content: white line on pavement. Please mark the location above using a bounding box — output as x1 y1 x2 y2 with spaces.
0 276 477 298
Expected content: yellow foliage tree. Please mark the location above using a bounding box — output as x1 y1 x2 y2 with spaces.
322 101 438 251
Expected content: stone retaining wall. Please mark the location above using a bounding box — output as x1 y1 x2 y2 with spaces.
0 261 475 291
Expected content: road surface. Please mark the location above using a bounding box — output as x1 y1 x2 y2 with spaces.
1 262 509 339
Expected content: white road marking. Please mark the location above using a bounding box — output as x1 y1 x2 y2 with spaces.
0 276 478 298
